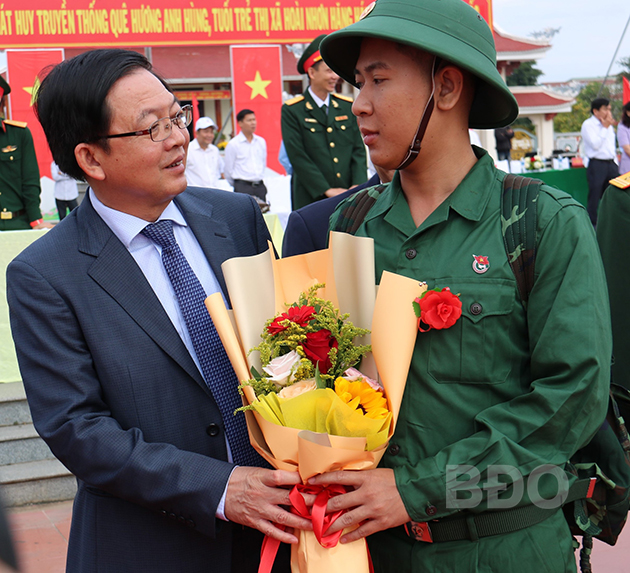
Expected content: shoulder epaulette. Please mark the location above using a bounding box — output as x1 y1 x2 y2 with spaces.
609 171 630 189
332 93 353 103
284 95 304 106
3 119 27 128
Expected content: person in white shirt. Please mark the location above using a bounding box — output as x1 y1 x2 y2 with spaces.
581 97 618 226
51 160 79 220
185 117 223 188
223 109 268 202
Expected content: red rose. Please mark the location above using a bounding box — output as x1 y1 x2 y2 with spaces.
416 288 462 332
301 329 338 374
267 305 315 335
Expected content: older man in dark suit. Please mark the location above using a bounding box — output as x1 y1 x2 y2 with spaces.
6 49 308 573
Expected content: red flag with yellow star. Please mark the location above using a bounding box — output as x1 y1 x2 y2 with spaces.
230 45 283 173
6 49 64 179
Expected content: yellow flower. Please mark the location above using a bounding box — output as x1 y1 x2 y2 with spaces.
334 377 389 420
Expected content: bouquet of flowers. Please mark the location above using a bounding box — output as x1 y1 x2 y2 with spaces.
241 284 392 456
205 232 424 573
524 154 544 171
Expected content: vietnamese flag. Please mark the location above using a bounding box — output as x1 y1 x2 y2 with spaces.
624 77 630 105
230 45 283 174
6 49 64 179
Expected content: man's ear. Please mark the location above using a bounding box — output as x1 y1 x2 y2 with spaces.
75 142 106 181
435 66 466 112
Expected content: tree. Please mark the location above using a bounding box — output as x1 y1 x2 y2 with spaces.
618 56 630 81
506 62 543 86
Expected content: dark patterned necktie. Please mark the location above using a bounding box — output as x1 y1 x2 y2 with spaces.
322 103 328 116
141 220 262 466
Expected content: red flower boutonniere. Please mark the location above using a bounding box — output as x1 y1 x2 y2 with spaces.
413 287 462 332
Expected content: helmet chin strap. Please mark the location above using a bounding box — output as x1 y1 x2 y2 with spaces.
396 56 440 171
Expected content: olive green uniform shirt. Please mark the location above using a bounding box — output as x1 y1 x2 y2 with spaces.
281 91 367 210
331 150 611 572
597 184 630 391
0 121 42 230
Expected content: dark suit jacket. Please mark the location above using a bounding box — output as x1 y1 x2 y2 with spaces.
7 187 271 572
282 173 381 257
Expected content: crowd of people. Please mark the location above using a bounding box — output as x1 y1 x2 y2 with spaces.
1 0 629 572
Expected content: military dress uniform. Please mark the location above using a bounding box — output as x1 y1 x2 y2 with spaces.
330 150 611 572
0 119 42 230
282 90 366 210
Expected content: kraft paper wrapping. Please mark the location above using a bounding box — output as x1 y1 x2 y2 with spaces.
204 233 426 573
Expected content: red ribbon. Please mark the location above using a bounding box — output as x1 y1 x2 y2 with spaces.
258 484 373 573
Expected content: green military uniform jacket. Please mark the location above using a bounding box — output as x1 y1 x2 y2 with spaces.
597 184 630 391
331 150 611 572
281 90 367 210
0 120 42 230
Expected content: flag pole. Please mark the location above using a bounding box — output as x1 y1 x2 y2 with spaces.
597 11 630 98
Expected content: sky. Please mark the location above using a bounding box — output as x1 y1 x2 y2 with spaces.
493 0 630 83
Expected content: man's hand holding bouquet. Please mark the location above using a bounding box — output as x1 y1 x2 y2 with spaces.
205 232 425 572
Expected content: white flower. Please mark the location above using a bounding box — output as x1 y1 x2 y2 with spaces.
262 350 301 386
278 379 317 399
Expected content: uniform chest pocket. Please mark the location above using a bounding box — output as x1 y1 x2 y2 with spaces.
0 148 21 164
427 280 517 385
302 121 324 134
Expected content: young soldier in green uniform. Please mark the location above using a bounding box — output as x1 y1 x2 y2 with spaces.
281 35 367 210
597 177 630 391
0 77 49 231
308 1 612 571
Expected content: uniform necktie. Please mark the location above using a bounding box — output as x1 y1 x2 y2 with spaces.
141 220 262 467
322 104 328 116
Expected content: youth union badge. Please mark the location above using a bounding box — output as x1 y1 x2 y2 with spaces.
472 255 490 274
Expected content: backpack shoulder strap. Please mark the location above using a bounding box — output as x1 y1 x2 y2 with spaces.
332 184 388 235
501 174 542 308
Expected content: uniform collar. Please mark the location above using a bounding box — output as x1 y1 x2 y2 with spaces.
307 86 330 108
365 148 497 235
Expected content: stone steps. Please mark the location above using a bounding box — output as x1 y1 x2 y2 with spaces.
0 382 76 507
0 459 76 507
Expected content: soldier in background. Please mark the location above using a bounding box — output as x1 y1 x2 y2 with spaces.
0 76 51 230
281 35 367 210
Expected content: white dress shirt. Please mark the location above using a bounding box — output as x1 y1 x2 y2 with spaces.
308 86 330 110
581 115 617 164
89 189 234 518
51 161 79 200
185 139 223 188
223 131 267 185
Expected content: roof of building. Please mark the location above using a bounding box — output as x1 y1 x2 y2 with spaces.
510 86 575 115
494 24 551 62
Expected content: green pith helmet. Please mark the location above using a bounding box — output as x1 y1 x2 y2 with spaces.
297 34 327 75
319 0 518 129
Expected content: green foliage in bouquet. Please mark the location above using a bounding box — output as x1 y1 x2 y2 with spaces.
243 284 371 396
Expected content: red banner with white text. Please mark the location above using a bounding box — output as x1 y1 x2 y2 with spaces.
0 0 492 48
0 0 368 48
6 49 64 179
231 45 283 174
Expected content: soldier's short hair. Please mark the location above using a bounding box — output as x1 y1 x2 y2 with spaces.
34 49 171 181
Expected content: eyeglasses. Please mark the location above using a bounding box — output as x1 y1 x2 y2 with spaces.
100 104 193 143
